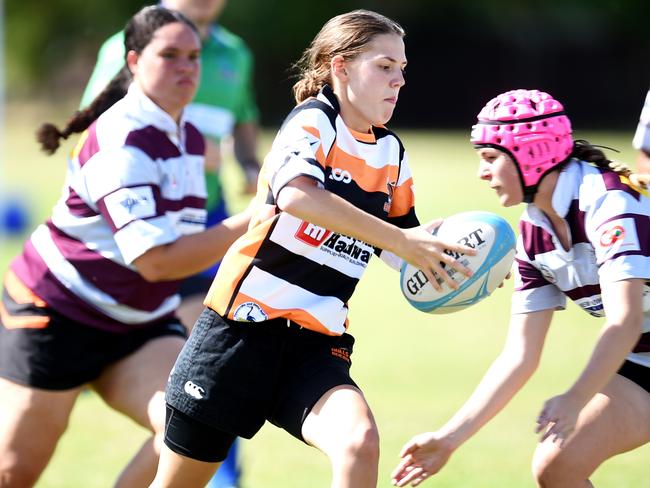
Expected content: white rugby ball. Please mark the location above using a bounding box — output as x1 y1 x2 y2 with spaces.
400 211 516 314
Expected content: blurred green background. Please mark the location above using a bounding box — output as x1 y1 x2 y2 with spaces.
3 0 650 486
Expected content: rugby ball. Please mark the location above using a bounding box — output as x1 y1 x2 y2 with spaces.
400 211 516 314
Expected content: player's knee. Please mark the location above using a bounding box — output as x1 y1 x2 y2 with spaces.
339 423 380 466
531 449 578 487
147 391 168 436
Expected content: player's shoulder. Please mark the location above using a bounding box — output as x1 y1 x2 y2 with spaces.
281 97 338 134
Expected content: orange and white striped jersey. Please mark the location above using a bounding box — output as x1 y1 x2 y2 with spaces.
205 85 418 335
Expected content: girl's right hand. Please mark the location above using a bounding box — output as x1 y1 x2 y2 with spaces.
391 431 455 487
397 219 476 291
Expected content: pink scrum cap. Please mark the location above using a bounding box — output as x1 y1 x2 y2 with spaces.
471 89 573 200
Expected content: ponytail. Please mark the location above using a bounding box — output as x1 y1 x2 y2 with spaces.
292 65 330 103
292 10 404 104
36 67 132 155
572 139 650 189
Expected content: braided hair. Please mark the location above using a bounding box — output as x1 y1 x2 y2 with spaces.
572 139 650 189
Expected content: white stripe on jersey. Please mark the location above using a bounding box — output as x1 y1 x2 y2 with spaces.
31 224 180 324
270 213 369 279
239 267 348 334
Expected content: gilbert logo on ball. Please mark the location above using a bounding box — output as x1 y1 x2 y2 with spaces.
400 211 516 314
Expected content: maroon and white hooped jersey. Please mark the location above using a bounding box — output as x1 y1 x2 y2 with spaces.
512 159 650 368
9 85 207 331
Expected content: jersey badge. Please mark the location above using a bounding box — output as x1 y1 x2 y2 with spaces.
233 302 269 322
599 225 625 247
384 179 396 213
595 218 640 263
103 186 156 229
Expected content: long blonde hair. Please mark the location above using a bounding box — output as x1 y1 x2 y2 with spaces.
292 9 404 103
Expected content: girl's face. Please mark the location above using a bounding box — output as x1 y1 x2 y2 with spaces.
476 147 524 207
128 22 201 121
336 33 406 133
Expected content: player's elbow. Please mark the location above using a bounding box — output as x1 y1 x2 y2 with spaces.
136 263 169 282
498 346 540 381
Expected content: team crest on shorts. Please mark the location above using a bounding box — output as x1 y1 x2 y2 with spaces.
233 302 269 322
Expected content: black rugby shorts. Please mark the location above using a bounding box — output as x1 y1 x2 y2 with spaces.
0 287 187 390
165 307 357 460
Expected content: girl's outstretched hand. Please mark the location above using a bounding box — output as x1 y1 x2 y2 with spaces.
535 392 584 447
391 432 455 487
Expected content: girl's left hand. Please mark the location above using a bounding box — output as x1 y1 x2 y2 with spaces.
534 392 585 447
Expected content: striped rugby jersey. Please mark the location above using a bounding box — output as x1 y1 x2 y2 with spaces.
7 85 207 332
512 159 650 367
204 85 418 335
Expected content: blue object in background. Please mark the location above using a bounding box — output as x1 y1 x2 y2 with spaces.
0 196 30 236
206 439 241 488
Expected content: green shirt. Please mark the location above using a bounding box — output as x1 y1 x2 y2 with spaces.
81 25 259 210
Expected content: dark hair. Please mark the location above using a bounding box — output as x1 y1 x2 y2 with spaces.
36 6 198 155
571 139 649 188
292 9 404 103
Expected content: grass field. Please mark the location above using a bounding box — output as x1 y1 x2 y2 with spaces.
3 102 650 487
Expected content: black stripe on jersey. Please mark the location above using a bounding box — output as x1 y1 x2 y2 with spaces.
371 127 406 186
254 239 359 304
279 99 338 137
388 207 419 229
320 84 341 112
303 157 326 173
224 215 281 317
265 188 275 205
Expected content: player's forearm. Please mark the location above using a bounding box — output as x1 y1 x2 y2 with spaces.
277 180 404 255
565 320 642 404
135 211 250 281
438 351 538 450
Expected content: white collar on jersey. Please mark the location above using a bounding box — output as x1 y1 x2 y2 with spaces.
549 158 582 218
124 83 189 134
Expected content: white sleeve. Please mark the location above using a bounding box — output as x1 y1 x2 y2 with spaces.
511 255 566 314
378 250 403 271
588 192 650 282
84 147 179 264
266 109 335 199
633 89 650 151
